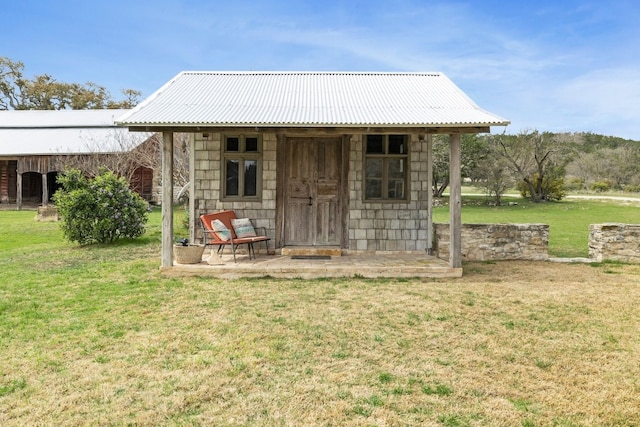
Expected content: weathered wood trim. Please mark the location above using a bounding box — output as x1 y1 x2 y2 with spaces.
126 126 491 135
161 132 174 267
42 173 48 205
188 134 196 244
449 134 462 268
341 135 350 249
275 133 286 249
426 134 433 255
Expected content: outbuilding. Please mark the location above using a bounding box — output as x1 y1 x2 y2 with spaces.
118 71 509 274
0 109 156 208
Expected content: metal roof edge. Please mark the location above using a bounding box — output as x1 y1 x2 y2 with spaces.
122 121 509 128
116 72 186 125
176 70 444 76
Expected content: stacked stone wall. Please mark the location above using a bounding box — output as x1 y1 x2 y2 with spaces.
589 223 640 263
434 223 549 261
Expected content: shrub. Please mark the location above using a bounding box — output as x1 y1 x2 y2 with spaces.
565 177 585 191
590 181 610 193
517 174 566 201
53 169 149 244
623 184 640 193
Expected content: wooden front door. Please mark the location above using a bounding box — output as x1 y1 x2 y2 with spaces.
284 137 343 246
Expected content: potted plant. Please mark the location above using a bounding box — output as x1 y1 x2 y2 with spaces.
174 238 205 264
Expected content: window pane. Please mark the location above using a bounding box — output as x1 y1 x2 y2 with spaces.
226 159 239 196
388 135 406 154
366 135 384 154
366 179 382 199
388 158 405 179
365 158 383 199
226 137 239 152
365 158 383 179
244 160 257 196
388 180 405 199
388 158 406 199
245 137 258 152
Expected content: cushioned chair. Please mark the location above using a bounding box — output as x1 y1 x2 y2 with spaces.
200 210 270 262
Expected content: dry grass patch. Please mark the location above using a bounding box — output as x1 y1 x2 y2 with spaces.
2 257 640 426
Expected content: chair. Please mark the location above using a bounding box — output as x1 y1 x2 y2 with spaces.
200 210 270 262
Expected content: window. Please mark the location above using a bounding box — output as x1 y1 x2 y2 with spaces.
364 134 408 200
222 135 261 199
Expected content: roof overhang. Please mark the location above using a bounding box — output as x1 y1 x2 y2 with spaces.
117 71 509 134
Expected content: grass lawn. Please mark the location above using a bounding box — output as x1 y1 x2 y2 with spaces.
1 205 640 426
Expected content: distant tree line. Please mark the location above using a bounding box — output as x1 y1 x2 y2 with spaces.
432 131 640 204
0 56 140 110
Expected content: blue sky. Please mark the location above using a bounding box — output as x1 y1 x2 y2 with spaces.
3 0 640 139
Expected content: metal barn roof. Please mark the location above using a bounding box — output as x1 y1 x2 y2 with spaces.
0 109 148 155
117 72 509 128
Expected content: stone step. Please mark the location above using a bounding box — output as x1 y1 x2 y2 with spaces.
281 246 342 257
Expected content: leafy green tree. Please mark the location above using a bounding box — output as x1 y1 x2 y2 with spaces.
53 169 149 244
0 56 140 110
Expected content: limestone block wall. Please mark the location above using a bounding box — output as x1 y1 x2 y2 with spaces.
347 133 431 252
589 223 640 263
434 223 549 261
191 132 278 247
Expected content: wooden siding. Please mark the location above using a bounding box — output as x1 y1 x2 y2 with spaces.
0 160 17 203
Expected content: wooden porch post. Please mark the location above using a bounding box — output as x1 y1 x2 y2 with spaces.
16 172 22 211
449 134 462 268
42 173 48 205
426 134 433 255
161 132 174 267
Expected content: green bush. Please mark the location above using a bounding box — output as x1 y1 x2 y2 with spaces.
517 174 566 201
53 169 149 244
590 181 610 193
565 177 585 191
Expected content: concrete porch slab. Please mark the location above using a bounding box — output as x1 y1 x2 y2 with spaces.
281 246 343 257
162 250 462 279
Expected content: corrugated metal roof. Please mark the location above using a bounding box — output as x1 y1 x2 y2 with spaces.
0 109 151 155
117 72 509 128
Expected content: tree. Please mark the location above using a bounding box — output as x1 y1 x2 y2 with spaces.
489 130 569 202
55 131 191 197
0 56 140 110
431 134 488 197
475 156 514 205
53 169 149 244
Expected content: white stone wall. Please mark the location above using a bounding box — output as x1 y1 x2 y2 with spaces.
589 223 640 263
346 133 430 252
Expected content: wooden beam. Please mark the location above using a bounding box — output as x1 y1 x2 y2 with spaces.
449 133 462 269
275 133 286 249
188 134 196 244
42 173 48 206
426 134 433 255
341 135 351 249
161 132 174 267
16 172 22 211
